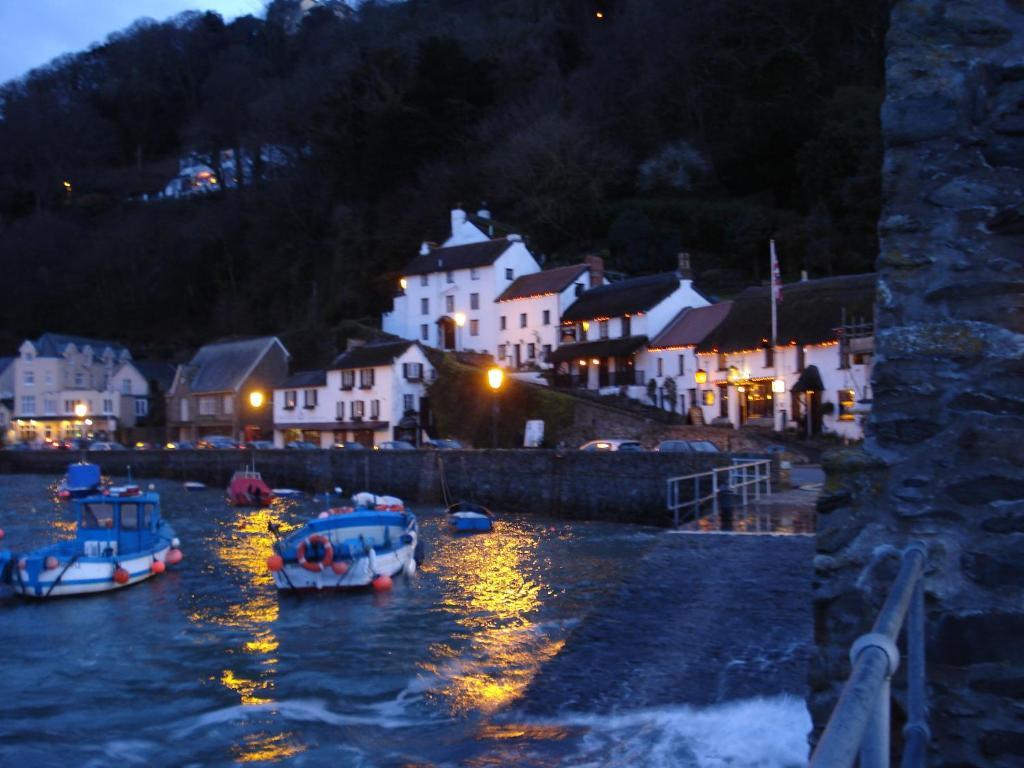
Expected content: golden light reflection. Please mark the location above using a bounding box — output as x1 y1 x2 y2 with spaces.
231 732 307 763
219 669 273 706
421 521 556 714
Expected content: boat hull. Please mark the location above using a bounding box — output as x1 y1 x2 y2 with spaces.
8 544 172 598
272 542 416 591
448 511 494 533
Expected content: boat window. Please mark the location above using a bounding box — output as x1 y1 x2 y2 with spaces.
141 504 154 529
120 503 140 530
82 502 115 529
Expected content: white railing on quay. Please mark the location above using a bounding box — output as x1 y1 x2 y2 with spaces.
666 458 773 527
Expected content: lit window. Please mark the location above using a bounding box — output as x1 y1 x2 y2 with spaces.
838 389 856 421
285 390 297 409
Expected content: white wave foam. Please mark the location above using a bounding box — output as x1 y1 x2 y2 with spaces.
175 698 420 737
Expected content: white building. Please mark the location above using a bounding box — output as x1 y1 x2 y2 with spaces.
273 341 435 448
10 333 139 445
382 207 543 356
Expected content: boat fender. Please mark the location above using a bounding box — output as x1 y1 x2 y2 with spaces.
331 561 349 576
113 566 131 584
267 554 284 572
0 527 4 540
414 540 426 565
166 548 184 565
171 537 181 549
372 574 393 591
297 534 334 573
403 559 416 577
44 555 59 571
151 560 166 574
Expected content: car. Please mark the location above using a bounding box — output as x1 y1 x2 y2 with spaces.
285 440 319 450
133 441 158 450
422 438 464 450
58 438 91 451
6 442 37 451
241 440 275 450
165 440 197 450
332 441 367 450
197 435 239 449
88 441 127 451
655 440 721 454
578 439 644 452
374 440 416 451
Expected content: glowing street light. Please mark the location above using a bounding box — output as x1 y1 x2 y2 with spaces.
694 369 708 385
73 402 88 419
248 390 265 408
487 367 504 391
772 378 786 394
399 277 407 291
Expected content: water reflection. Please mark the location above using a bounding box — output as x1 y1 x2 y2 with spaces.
231 731 306 763
424 520 559 715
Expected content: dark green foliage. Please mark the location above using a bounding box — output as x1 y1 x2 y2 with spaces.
0 0 893 352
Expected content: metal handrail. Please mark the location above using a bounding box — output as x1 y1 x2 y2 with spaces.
810 543 929 768
666 459 772 527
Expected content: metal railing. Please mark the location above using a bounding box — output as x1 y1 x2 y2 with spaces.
666 458 772 527
811 542 929 768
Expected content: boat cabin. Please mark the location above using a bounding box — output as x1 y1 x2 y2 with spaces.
73 490 163 556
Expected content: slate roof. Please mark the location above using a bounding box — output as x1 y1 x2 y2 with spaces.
466 212 519 239
400 239 513 276
0 357 13 376
696 273 876 353
497 264 588 302
282 370 327 388
561 272 681 322
649 302 733 349
548 335 649 364
331 341 415 370
185 337 286 393
132 361 177 392
32 333 128 358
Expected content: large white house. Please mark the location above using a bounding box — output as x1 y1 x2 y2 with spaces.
272 341 434 448
382 207 544 356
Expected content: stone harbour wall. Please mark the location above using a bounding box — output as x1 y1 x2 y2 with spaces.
812 0 1024 763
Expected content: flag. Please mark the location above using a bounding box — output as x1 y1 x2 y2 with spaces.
770 240 783 304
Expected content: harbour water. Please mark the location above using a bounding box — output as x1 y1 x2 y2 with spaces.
0 474 810 767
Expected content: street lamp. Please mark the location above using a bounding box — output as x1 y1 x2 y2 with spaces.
487 367 503 448
73 402 88 440
248 390 265 408
454 312 466 351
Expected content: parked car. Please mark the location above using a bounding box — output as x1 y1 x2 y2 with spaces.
422 438 464 450
285 440 319 450
578 439 644 452
58 438 91 451
197 435 239 449
88 441 127 451
655 440 721 454
375 440 416 451
133 441 158 450
332 441 367 451
241 440 276 450
165 440 197 450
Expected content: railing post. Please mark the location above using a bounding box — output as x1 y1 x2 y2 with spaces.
765 460 771 496
852 633 900 768
711 469 719 517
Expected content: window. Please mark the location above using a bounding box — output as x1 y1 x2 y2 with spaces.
199 396 216 415
542 310 551 325
542 344 551 361
21 395 35 415
717 353 727 371
121 378 133 394
702 390 715 406
180 398 189 421
359 369 375 389
336 401 345 419
284 390 297 409
403 394 415 412
528 343 536 360
622 316 631 337
371 400 380 419
599 320 609 339
44 371 53 386
506 268 514 280
420 324 429 341
520 313 527 328
340 371 355 390
304 389 318 408
446 270 454 284
43 399 57 416
575 282 584 296
470 293 479 310
403 363 423 381
23 371 34 386
795 346 805 372
223 395 233 414
102 399 113 414
838 390 856 421
74 372 83 387
470 319 479 336
81 503 114 530
471 268 479 280
764 346 774 367
657 358 663 377
420 274 429 286
352 400 365 418
135 399 148 417
445 295 455 313
498 344 506 360
500 316 507 330
421 298 429 315
678 355 686 376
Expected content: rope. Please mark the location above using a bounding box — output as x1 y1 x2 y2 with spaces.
45 553 80 598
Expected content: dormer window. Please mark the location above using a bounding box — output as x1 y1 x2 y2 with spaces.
505 268 514 280
575 283 584 297
74 372 84 387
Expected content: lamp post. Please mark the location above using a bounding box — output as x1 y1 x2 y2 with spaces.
73 402 88 441
247 390 265 444
487 367 503 448
454 312 466 351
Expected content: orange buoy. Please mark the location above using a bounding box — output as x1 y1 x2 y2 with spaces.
113 567 131 584
151 560 166 574
372 574 393 591
267 554 284 572
331 561 349 575
0 528 6 540
166 548 184 565
44 555 59 570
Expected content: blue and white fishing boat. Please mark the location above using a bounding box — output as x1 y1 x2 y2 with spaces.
446 501 494 533
267 493 418 591
0 486 182 598
56 461 103 501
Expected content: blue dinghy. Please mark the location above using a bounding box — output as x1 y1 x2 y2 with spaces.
446 501 494 533
57 461 103 501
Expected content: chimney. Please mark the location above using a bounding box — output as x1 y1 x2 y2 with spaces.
801 270 808 282
420 241 431 256
476 202 491 219
450 205 467 237
584 255 604 288
676 252 693 280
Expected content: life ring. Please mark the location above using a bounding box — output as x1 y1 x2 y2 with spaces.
296 534 334 572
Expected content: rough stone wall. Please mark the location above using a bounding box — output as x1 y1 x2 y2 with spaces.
812 1 1024 763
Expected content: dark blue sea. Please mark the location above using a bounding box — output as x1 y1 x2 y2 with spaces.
0 474 809 767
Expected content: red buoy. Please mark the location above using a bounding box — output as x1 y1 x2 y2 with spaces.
372 574 393 591
151 560 166 574
44 556 59 570
0 527 6 540
113 567 131 584
267 554 284 572
166 548 184 565
331 561 349 575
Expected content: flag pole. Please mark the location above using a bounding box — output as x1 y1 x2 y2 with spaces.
770 240 781 432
